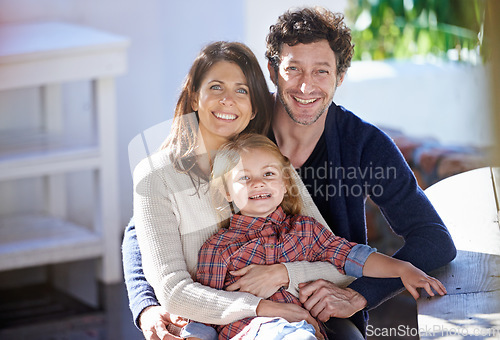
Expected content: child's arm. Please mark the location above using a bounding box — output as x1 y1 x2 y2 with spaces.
362 253 447 300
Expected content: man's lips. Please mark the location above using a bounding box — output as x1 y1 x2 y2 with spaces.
213 112 237 120
249 193 271 200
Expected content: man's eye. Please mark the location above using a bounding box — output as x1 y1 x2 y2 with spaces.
286 66 298 71
318 70 329 74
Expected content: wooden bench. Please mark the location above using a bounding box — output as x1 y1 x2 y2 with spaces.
417 167 500 339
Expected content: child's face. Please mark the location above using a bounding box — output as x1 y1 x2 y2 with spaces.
225 148 286 218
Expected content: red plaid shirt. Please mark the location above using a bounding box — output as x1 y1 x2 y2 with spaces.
196 206 357 339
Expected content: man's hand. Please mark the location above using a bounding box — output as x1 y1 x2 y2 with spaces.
226 263 289 298
139 305 188 340
298 279 367 322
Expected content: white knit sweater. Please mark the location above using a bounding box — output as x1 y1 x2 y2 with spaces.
133 148 354 325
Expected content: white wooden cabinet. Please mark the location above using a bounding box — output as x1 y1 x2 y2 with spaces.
0 22 129 283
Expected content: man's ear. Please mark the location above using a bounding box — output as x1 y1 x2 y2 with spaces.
336 72 346 88
268 61 277 86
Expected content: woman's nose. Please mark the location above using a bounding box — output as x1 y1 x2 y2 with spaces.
219 93 234 106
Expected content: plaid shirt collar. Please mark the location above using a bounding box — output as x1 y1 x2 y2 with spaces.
229 206 287 231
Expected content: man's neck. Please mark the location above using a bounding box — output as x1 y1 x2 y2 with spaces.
272 98 326 168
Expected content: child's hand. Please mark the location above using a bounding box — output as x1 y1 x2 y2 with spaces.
399 263 447 300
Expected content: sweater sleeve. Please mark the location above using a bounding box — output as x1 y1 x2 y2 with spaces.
283 169 355 297
347 127 456 309
122 217 160 329
133 154 262 325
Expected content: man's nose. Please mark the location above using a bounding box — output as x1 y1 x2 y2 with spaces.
299 73 315 94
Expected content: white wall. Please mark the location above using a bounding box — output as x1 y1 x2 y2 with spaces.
335 61 493 147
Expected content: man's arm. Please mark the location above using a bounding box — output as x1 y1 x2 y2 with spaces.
122 218 160 328
348 128 457 309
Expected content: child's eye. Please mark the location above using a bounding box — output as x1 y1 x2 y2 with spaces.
264 171 276 177
238 175 250 181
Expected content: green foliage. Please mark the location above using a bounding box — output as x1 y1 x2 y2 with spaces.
345 0 486 63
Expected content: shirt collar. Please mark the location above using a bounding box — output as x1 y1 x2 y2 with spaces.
229 206 287 230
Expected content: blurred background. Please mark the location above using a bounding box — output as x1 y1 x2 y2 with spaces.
0 0 498 339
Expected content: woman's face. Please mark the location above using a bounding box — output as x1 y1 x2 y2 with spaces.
192 61 254 149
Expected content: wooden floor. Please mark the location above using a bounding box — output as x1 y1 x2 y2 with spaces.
0 280 417 340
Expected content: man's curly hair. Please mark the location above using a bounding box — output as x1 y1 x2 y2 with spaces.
266 7 354 78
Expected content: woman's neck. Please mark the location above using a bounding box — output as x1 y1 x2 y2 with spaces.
195 130 228 175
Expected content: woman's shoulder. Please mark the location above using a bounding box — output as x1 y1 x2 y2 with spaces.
134 149 173 176
132 148 188 192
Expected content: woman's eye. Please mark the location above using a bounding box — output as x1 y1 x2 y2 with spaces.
210 84 222 90
236 88 248 94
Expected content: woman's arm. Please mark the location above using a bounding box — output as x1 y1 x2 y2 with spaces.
133 153 261 325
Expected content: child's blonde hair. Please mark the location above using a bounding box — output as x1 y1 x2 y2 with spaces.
210 133 303 227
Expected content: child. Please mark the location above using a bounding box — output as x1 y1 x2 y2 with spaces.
181 134 446 340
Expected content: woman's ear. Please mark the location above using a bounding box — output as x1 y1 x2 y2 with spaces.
250 112 256 120
191 92 199 111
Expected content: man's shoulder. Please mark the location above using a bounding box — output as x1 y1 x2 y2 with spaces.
325 103 392 146
326 103 380 134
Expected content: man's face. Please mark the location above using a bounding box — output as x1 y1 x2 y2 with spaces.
270 40 344 126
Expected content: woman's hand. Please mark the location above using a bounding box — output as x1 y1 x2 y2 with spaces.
256 300 324 340
139 306 188 340
398 262 447 300
226 263 289 298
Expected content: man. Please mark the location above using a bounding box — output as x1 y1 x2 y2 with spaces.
123 7 456 339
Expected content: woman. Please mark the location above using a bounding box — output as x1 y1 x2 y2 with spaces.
130 41 348 339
